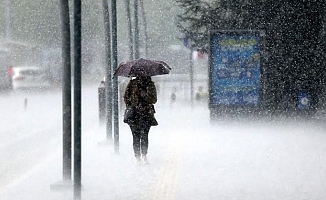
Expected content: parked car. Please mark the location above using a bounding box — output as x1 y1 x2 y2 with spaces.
0 66 13 92
11 66 52 91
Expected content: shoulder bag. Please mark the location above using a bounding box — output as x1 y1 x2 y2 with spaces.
123 106 137 124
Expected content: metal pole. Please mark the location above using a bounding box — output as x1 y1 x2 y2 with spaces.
134 0 140 59
190 46 194 107
103 0 112 140
322 2 326 107
111 0 119 153
60 0 72 181
73 0 82 199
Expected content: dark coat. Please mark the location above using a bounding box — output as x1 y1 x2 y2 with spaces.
123 77 158 126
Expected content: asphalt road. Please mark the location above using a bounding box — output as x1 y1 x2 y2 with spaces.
0 89 63 190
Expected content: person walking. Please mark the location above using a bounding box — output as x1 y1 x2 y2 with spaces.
123 76 158 163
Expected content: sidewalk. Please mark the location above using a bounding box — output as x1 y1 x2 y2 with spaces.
1 98 326 200
0 99 211 200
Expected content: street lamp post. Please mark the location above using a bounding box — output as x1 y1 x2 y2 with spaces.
111 0 119 154
103 0 113 140
73 0 82 199
60 0 72 182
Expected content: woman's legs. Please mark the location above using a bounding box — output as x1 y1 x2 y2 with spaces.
130 125 141 158
130 125 151 159
140 126 151 156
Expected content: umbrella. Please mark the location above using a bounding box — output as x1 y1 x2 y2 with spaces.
114 58 171 77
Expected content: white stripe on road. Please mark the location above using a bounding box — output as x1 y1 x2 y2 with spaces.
152 133 184 200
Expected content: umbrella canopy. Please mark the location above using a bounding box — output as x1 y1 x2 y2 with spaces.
114 58 171 77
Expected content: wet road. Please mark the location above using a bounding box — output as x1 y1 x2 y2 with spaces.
0 89 63 190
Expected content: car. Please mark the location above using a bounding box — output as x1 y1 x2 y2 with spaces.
11 66 52 91
0 66 13 92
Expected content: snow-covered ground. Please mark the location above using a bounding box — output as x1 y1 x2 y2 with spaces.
0 84 326 200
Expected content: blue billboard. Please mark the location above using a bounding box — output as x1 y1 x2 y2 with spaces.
209 31 262 106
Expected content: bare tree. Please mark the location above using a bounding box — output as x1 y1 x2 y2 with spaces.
139 0 148 57
124 0 134 60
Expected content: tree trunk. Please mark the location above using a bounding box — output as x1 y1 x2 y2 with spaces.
139 0 148 57
124 0 133 60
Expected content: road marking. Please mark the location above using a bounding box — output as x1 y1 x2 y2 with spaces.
151 133 184 200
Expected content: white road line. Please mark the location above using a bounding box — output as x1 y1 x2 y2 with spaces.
151 133 184 200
